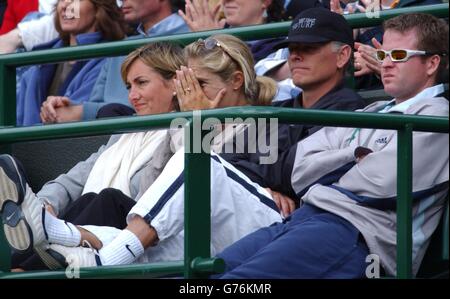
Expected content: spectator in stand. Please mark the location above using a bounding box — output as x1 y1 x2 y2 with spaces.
214 12 449 278
8 41 187 271
39 0 189 124
222 8 365 206
179 0 287 62
330 0 443 90
17 0 127 126
0 0 57 54
251 0 330 101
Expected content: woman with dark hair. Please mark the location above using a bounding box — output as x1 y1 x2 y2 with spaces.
16 0 127 126
179 0 287 61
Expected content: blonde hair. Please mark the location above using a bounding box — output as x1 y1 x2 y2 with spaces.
121 42 185 84
184 34 277 106
55 0 127 46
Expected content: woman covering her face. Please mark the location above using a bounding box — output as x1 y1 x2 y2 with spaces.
177 34 277 110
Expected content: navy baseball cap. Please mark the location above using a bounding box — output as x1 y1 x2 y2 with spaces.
274 7 354 50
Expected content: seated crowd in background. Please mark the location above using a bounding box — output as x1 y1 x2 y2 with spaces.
0 6 447 278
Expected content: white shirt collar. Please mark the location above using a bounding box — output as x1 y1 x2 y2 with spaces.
380 84 445 113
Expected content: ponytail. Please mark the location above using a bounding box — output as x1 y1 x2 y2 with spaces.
253 76 277 106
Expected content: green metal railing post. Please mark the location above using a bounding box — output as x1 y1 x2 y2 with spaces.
184 113 212 278
0 63 16 127
397 124 413 279
0 62 14 272
0 225 10 272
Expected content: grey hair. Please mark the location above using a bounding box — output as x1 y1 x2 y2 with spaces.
330 41 353 72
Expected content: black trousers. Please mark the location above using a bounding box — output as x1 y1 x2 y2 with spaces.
11 188 135 270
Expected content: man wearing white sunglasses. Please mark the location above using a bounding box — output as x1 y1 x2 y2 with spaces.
378 17 448 104
213 12 448 278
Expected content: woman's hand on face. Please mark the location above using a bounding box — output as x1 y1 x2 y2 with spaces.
178 0 226 32
175 66 226 111
40 96 71 124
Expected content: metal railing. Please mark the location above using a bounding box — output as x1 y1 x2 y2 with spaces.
0 3 448 279
0 107 448 279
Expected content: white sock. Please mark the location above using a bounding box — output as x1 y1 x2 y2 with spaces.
44 211 81 247
98 229 144 265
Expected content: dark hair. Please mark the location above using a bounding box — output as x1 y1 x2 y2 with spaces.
54 0 127 45
384 13 449 84
267 0 287 23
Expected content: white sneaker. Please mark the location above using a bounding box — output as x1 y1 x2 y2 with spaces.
0 155 48 252
45 243 101 269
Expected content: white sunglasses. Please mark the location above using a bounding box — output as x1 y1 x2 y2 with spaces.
375 49 444 62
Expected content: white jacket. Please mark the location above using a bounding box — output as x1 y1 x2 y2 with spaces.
291 96 449 276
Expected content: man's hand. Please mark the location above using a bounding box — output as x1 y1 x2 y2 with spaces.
266 188 296 218
354 146 373 163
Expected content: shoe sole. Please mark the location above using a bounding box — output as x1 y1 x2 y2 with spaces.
0 155 25 212
0 155 44 253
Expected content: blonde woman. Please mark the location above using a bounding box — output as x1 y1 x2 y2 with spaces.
4 41 185 271
17 0 127 126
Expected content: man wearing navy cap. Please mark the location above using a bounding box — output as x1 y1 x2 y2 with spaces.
225 7 365 203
